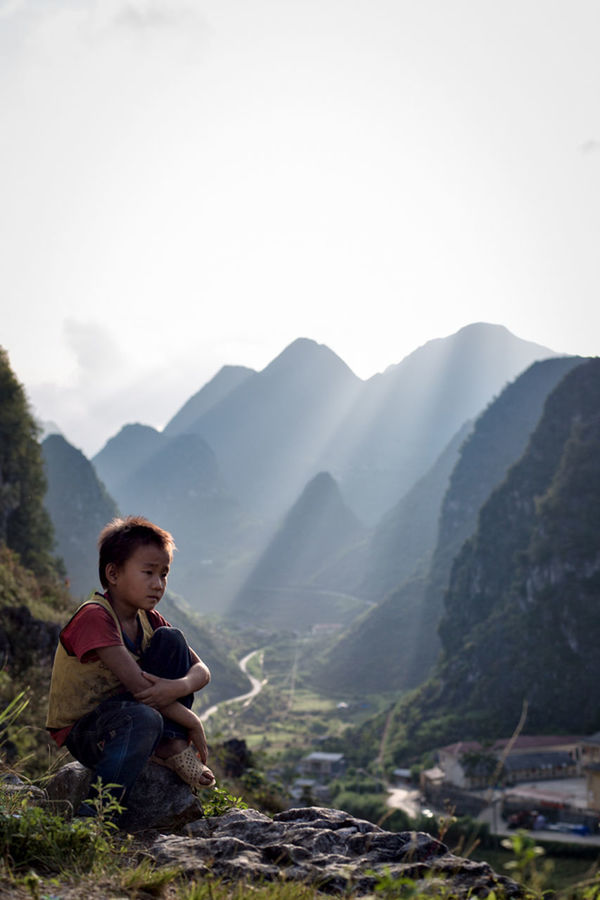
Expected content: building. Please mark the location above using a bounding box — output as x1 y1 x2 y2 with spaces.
437 736 583 790
298 752 346 780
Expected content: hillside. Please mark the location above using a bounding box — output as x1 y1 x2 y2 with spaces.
42 434 119 597
0 347 56 576
164 365 255 437
320 322 557 523
315 355 585 697
352 358 600 765
233 472 369 630
359 420 473 602
172 339 363 520
92 423 164 499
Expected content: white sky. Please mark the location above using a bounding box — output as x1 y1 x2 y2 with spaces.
1 0 599 456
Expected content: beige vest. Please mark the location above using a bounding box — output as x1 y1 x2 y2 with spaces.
46 592 155 730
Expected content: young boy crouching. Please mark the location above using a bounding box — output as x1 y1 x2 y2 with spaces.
46 516 215 817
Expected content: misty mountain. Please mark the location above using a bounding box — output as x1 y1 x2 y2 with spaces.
164 365 255 438
42 433 119 596
359 419 473 603
93 324 557 616
164 339 363 521
93 423 164 499
108 432 255 611
366 357 600 762
315 355 584 696
233 471 369 630
320 322 557 523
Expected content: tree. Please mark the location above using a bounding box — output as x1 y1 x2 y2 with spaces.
0 347 55 574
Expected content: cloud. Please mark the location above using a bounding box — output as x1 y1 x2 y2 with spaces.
0 0 27 20
63 319 124 381
579 140 600 155
112 0 197 31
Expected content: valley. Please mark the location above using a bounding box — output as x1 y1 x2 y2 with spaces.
3 324 600 858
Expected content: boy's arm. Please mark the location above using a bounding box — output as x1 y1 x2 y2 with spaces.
95 645 209 761
135 646 210 708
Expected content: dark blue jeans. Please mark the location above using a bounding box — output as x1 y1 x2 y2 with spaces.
66 627 193 815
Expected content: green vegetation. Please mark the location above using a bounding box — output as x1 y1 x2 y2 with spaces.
0 347 56 578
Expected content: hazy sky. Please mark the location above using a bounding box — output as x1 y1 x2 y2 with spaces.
2 0 599 456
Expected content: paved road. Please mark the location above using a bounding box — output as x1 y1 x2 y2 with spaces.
477 802 600 846
386 786 422 818
202 648 267 723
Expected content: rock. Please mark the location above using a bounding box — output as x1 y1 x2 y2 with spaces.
220 738 253 777
45 760 203 831
44 761 92 814
0 772 46 804
122 764 203 832
150 805 525 897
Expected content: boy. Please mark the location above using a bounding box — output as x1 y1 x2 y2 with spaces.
47 516 215 817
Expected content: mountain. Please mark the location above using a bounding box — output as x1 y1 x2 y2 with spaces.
102 431 255 612
164 365 255 437
42 434 119 597
410 354 586 683
359 420 473 602
233 471 369 630
93 423 164 500
320 323 558 523
314 355 585 697
164 339 363 520
93 326 558 616
352 357 600 764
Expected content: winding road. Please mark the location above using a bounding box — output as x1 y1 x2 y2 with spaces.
202 648 267 723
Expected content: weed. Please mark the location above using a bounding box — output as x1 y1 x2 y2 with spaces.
501 830 552 895
200 785 248 817
119 856 182 895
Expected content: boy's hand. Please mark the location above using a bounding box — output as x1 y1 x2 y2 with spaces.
134 672 182 708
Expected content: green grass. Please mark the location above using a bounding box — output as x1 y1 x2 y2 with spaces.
470 845 600 895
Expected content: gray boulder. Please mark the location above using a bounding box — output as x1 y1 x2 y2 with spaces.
44 760 203 832
150 806 524 897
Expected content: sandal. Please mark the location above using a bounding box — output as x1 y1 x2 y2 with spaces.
152 747 216 788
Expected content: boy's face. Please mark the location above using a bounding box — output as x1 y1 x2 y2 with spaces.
105 543 171 612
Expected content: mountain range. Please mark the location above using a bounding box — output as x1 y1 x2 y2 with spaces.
312 354 586 696
78 323 557 615
349 357 600 765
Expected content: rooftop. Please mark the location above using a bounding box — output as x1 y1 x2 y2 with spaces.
440 736 584 757
302 752 345 762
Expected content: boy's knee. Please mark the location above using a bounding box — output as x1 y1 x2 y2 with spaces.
148 626 188 657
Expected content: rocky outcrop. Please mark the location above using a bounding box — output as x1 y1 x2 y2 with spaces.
154 806 523 897
42 764 522 896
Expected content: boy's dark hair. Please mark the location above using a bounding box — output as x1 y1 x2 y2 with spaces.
98 516 175 588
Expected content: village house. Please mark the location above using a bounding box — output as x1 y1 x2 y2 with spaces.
298 751 346 780
436 736 582 790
